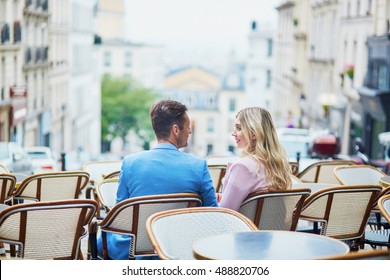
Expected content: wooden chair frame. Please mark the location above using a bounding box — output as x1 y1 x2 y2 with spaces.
0 173 16 204
207 164 226 193
0 199 97 259
298 160 356 184
95 178 119 215
146 207 258 260
83 160 122 217
0 163 10 173
378 194 390 224
102 170 120 179
12 171 89 202
334 164 386 185
289 161 299 176
89 193 203 260
238 188 311 231
300 185 382 242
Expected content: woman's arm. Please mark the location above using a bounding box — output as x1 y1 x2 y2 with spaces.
219 162 256 211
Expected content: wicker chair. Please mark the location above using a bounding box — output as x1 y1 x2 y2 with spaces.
0 199 97 259
146 207 258 260
334 165 388 234
291 174 302 184
95 178 119 215
0 173 16 256
378 194 390 224
364 193 390 249
0 163 10 173
299 185 382 249
102 170 120 179
207 164 226 193
12 171 89 202
238 188 311 231
83 160 122 216
0 173 16 204
289 161 299 176
83 160 122 189
298 160 356 184
89 193 203 260
334 164 386 185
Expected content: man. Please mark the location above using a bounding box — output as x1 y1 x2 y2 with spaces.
98 99 218 259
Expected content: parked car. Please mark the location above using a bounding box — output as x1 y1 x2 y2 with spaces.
25 146 60 173
64 150 93 171
277 128 319 172
0 141 34 175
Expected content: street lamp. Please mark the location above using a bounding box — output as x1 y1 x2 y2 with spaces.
319 93 337 121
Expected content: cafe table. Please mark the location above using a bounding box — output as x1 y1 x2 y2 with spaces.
193 231 349 260
379 176 390 188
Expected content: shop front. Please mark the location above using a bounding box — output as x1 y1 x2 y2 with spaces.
358 34 390 159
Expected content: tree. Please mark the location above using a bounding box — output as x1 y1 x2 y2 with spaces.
101 75 159 152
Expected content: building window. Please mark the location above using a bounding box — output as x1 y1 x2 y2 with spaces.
207 118 214 132
124 52 132 67
367 0 372 14
356 0 361 16
104 51 111 67
207 144 213 156
377 64 388 90
368 62 388 90
266 70 271 88
229 99 236 112
228 145 235 153
267 38 273 57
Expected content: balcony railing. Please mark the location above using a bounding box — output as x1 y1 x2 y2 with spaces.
24 46 49 64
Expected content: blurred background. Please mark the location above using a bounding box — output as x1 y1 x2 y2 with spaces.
0 0 389 173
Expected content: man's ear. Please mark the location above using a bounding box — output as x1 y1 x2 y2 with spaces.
172 124 179 135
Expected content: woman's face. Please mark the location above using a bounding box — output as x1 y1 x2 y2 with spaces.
232 117 248 149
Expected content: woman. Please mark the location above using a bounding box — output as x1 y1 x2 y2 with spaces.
219 107 292 211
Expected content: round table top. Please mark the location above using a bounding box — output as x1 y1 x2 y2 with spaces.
379 176 390 188
193 231 350 260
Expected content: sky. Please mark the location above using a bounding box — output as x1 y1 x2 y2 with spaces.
125 0 278 69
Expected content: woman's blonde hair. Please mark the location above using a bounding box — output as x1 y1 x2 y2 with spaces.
236 107 291 190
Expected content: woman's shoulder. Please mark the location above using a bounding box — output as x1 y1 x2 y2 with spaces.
236 156 257 166
232 156 258 172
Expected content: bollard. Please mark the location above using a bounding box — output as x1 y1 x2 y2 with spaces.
61 152 66 171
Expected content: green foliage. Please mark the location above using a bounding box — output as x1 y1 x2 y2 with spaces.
101 75 159 149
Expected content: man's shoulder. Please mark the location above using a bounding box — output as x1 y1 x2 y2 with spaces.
179 151 206 163
123 150 149 162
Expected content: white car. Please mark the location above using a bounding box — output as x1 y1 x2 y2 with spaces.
25 146 59 173
277 128 319 172
0 141 34 175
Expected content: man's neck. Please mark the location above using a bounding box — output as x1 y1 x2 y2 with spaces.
158 138 179 148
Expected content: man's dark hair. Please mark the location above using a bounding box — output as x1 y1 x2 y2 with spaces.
150 100 188 139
